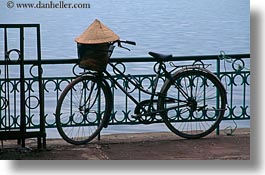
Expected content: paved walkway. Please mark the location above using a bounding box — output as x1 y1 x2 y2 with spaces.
0 128 250 160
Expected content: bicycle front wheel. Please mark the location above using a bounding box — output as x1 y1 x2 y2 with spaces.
158 68 226 139
56 76 112 145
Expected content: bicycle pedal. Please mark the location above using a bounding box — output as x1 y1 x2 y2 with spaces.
131 114 140 119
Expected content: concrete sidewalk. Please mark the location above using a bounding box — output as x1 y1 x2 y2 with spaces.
0 128 250 160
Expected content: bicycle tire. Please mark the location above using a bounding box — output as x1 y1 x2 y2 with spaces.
158 68 227 139
56 75 112 145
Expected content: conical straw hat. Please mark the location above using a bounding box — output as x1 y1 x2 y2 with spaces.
75 19 120 44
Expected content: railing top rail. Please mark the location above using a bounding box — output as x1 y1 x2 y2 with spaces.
0 24 40 28
110 53 250 62
0 53 250 65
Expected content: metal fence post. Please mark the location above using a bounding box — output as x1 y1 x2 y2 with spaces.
216 56 221 135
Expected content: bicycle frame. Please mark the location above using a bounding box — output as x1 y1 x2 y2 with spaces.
99 61 190 117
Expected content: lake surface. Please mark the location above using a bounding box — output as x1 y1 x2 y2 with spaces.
0 0 250 137
1 0 250 58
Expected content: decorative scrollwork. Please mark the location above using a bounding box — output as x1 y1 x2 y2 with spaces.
123 77 137 93
232 59 245 72
113 62 126 75
219 51 249 72
140 77 153 90
72 64 84 76
29 64 43 78
192 60 205 68
153 62 166 74
45 114 55 127
25 95 40 109
6 49 21 61
0 96 9 110
43 79 57 92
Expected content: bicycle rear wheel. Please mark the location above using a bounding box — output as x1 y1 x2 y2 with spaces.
158 68 226 139
56 76 112 145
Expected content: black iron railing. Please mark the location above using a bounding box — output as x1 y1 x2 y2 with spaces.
0 24 250 143
0 54 250 128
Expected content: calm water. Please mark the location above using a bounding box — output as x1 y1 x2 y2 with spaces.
0 0 250 136
1 0 250 58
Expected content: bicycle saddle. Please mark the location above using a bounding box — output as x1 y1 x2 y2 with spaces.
149 52 173 61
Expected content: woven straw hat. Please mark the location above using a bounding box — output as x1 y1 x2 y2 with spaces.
75 19 120 44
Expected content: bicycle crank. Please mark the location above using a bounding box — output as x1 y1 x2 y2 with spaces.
132 100 157 124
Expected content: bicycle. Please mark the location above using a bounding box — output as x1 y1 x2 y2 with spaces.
56 40 227 145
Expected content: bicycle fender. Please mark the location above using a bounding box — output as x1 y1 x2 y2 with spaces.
195 67 227 104
162 67 227 104
100 78 113 128
83 74 113 128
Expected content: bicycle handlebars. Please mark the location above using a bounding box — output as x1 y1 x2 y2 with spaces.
112 40 136 51
122 40 136 45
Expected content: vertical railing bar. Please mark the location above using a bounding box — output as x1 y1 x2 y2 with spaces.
111 79 115 124
14 80 17 128
3 27 8 131
243 71 246 118
19 26 26 147
138 76 141 103
5 28 12 131
216 57 221 135
230 75 234 119
125 78 128 122
28 80 31 128
37 24 46 148
97 83 101 140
